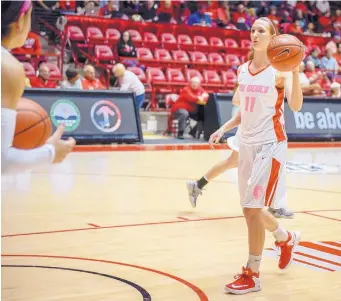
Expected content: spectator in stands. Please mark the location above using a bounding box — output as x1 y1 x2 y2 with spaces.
330 82 341 98
267 5 281 26
298 62 324 96
318 11 333 33
215 1 231 28
30 64 58 89
56 0 77 13
187 4 212 27
326 33 341 54
334 9 341 32
112 63 145 108
321 48 339 78
117 31 138 67
99 0 117 17
139 0 157 22
315 0 330 16
81 65 105 90
170 77 209 139
156 0 176 24
61 68 83 89
293 9 307 31
232 4 249 30
246 8 257 28
12 31 41 56
305 47 321 68
304 22 316 35
288 19 303 34
334 43 341 65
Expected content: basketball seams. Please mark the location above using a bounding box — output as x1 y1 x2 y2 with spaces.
15 109 48 136
268 44 303 51
35 118 49 148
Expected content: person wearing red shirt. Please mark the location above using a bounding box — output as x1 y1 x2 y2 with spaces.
171 77 209 139
81 65 105 90
58 0 76 12
99 0 116 17
267 6 281 26
12 31 41 55
30 64 57 88
232 4 249 30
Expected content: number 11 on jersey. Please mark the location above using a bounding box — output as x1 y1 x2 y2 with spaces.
245 96 256 112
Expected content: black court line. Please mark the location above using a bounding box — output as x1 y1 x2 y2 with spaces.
2 265 151 301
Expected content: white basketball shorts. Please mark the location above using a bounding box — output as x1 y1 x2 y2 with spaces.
238 140 287 209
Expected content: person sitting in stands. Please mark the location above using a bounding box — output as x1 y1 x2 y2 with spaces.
171 77 209 139
61 67 83 89
30 64 57 88
81 65 105 90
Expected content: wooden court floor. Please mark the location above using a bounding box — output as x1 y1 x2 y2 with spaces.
2 146 341 301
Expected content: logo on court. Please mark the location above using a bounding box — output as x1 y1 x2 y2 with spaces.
90 100 122 133
50 99 80 132
264 241 341 272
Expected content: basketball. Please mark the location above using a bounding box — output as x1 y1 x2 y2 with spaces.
13 97 52 149
267 34 304 72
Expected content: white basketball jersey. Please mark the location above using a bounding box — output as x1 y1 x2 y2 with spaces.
237 61 287 145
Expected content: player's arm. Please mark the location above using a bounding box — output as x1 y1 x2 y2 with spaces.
1 59 57 174
232 65 242 107
277 67 303 112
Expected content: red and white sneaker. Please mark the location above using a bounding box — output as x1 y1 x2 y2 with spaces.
275 231 301 269
224 267 261 295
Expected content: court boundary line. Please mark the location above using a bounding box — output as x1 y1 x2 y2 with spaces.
73 142 341 152
2 209 340 239
1 254 209 301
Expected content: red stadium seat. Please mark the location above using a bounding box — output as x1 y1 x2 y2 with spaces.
208 53 224 64
172 50 190 62
221 70 237 89
143 32 159 49
161 33 177 50
178 34 193 50
203 70 222 84
23 62 35 78
95 45 114 62
189 51 207 63
193 35 209 51
155 49 172 61
136 48 153 59
185 69 203 82
66 25 85 41
166 68 185 82
86 26 105 43
127 29 143 46
44 63 62 80
241 39 252 49
146 67 166 82
225 54 241 66
210 37 224 51
106 28 121 43
224 38 238 48
127 67 147 83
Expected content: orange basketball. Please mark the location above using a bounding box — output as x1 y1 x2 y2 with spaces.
267 34 304 72
13 97 52 149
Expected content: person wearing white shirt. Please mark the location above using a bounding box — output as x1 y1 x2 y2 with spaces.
112 63 145 108
61 68 83 89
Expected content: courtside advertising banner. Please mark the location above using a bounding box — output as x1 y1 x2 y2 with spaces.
205 94 341 141
23 89 143 144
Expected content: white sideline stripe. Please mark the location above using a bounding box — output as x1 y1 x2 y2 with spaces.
295 245 341 265
315 242 341 252
294 253 340 271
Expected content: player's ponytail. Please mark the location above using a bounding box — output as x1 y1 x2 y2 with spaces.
1 0 31 38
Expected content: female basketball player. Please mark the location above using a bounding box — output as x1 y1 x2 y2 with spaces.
1 0 75 174
186 126 294 218
209 17 303 294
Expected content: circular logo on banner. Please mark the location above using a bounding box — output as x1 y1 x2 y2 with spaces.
50 99 80 132
90 100 122 133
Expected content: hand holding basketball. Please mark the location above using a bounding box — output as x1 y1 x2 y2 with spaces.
46 125 76 163
267 34 305 72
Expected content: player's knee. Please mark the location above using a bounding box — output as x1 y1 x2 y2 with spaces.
243 207 262 220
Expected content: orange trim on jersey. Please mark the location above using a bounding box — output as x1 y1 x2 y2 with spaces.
265 158 280 207
247 61 271 76
273 87 286 141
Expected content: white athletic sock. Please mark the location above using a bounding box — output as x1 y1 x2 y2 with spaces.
272 225 289 242
246 254 262 273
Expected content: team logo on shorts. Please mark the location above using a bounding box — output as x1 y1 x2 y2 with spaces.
253 185 264 200
50 99 80 132
90 100 122 133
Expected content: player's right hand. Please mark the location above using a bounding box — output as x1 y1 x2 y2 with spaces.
46 125 76 163
208 129 224 149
